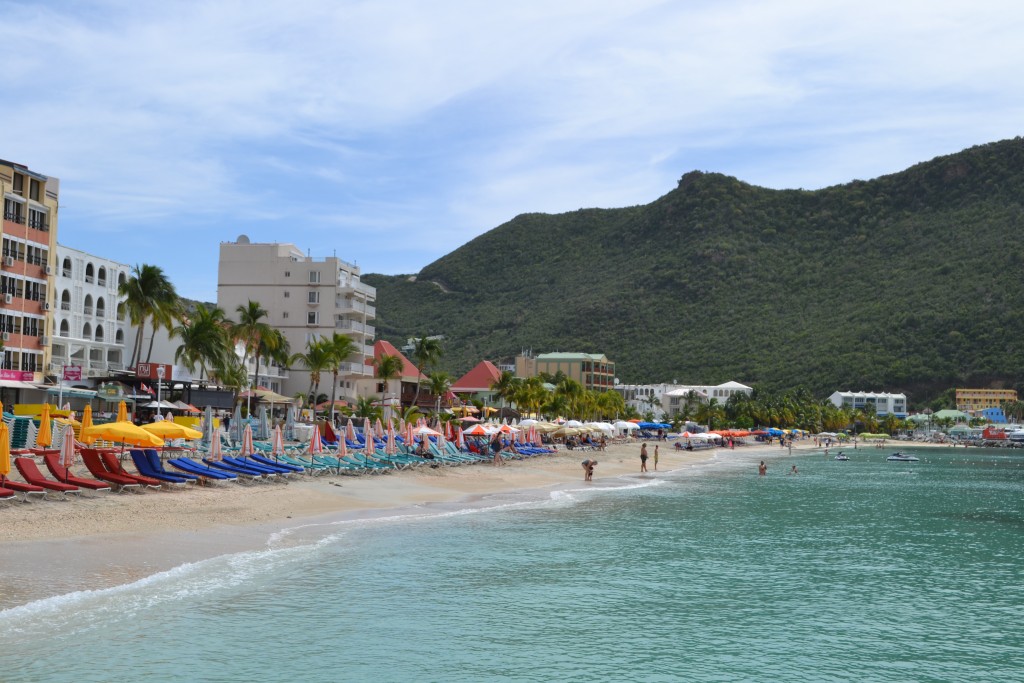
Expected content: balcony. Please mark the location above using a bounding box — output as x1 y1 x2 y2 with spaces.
337 361 371 376
83 306 94 316
97 279 106 287
60 302 71 311
84 276 94 284
334 319 376 337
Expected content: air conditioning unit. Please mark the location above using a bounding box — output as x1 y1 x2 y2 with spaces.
42 302 50 310
40 335 49 346
4 293 12 304
3 256 13 267
45 265 53 275
1 332 9 341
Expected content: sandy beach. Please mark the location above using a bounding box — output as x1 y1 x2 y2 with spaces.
1 438 946 610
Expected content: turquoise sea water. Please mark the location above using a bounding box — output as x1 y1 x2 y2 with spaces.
2 446 1023 682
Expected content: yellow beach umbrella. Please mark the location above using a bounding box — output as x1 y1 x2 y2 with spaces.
0 399 5 415
141 421 203 440
116 400 128 423
0 421 10 485
37 403 53 448
81 421 163 448
80 405 95 444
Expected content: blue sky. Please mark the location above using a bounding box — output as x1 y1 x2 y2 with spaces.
3 0 1023 300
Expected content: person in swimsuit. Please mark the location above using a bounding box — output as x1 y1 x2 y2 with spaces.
640 443 649 472
759 460 767 476
653 444 659 471
582 459 596 481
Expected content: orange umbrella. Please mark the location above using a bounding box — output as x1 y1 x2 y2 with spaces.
0 421 10 486
36 403 53 448
116 400 128 423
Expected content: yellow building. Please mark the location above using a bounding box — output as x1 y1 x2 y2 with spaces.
956 388 1017 412
1 159 57 388
515 352 615 391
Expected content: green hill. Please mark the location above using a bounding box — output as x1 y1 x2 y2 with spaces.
364 138 1024 402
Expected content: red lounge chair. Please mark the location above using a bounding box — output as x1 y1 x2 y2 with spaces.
42 453 112 492
0 486 17 503
80 449 142 492
14 457 80 498
99 451 163 489
0 476 46 499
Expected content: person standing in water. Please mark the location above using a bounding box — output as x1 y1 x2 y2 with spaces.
758 460 767 476
640 443 649 472
653 444 660 471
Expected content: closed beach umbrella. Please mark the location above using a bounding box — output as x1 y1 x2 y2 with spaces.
338 433 348 460
257 406 270 441
271 426 285 460
285 404 296 441
455 428 464 451
37 404 53 448
345 419 356 443
374 417 384 437
230 403 243 444
210 427 223 461
240 423 255 459
81 404 94 435
60 423 76 474
0 421 10 486
202 405 213 446
363 418 373 447
308 426 323 455
116 400 128 423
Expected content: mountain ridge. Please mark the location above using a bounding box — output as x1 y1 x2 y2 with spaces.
364 137 1024 403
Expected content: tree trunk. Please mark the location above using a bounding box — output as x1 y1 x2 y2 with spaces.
145 317 157 362
130 321 145 369
330 370 339 425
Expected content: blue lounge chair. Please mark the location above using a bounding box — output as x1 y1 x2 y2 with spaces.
129 450 191 486
168 457 237 482
250 453 305 473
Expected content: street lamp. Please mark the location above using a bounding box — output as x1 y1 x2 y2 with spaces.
156 365 166 419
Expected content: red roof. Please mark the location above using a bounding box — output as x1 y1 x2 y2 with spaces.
365 340 425 381
451 360 502 393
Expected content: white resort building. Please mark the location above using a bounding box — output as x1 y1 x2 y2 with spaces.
217 236 376 401
662 381 753 418
827 391 907 417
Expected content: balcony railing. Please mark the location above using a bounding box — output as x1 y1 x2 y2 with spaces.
83 306 93 315
84 276 94 284
60 302 71 311
97 279 106 287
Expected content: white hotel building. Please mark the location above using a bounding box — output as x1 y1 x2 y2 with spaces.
217 236 376 400
827 391 908 417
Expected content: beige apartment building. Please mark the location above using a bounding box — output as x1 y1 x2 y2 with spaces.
956 388 1017 412
217 236 376 401
516 351 616 391
1 159 57 393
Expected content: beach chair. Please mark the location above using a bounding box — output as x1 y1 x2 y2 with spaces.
99 451 164 489
202 457 271 482
168 457 238 483
224 455 291 478
0 477 47 500
42 453 112 493
250 453 305 474
0 485 17 504
143 450 201 483
129 450 192 486
280 453 330 475
80 449 143 492
14 457 81 499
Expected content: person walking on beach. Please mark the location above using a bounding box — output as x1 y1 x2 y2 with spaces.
490 432 505 466
582 458 596 481
653 444 659 471
758 460 767 476
640 443 649 472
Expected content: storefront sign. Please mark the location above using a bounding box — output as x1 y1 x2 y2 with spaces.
62 365 82 381
0 369 34 381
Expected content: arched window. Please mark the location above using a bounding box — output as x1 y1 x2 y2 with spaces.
97 266 107 286
118 271 127 287
85 263 95 284
60 320 70 337
95 325 104 342
61 289 71 311
83 294 94 316
82 322 92 340
115 329 124 344
96 296 106 317
116 302 126 321
62 258 72 278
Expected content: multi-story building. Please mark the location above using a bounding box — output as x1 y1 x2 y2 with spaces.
662 381 753 418
51 244 130 383
1 159 57 390
217 236 376 400
827 390 907 417
955 388 1017 412
616 383 680 418
515 352 615 391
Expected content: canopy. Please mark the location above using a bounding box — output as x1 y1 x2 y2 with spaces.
141 421 203 440
81 421 164 447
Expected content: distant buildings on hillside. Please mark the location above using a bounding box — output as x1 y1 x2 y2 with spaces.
828 391 907 417
515 351 615 391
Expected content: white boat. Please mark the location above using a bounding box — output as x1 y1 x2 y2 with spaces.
887 452 919 462
834 453 849 461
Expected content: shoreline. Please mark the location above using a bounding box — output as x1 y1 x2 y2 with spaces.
0 439 955 611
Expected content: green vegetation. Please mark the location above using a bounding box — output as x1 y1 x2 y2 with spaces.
366 138 1024 405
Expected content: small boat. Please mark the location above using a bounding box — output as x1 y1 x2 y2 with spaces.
834 452 849 461
887 452 920 462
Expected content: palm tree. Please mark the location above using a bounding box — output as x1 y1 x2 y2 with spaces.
172 304 229 382
411 336 443 407
426 372 452 414
373 353 404 407
695 398 725 431
491 371 521 409
323 333 358 424
119 263 179 368
353 396 381 420
290 338 333 409
230 301 274 391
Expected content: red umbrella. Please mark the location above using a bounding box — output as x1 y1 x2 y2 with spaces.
308 426 323 455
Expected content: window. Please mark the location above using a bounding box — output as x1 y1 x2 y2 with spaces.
283 291 290 298
308 291 319 303
282 311 289 319
29 179 41 201
284 271 290 277
28 208 47 230
307 311 319 325
97 267 106 286
309 271 320 284
4 198 24 223
95 325 104 342
12 173 24 196
85 263 95 284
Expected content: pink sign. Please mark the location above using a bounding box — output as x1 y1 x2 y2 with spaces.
0 369 34 381
62 365 83 381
